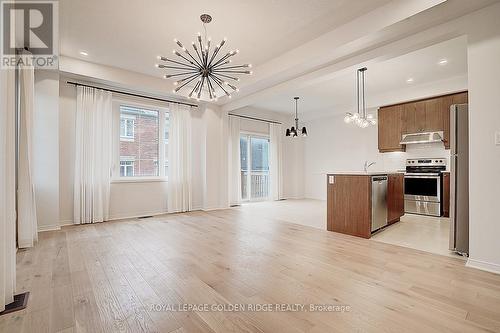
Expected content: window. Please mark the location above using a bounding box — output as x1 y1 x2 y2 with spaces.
120 114 135 140
117 104 169 178
120 159 134 177
240 134 270 200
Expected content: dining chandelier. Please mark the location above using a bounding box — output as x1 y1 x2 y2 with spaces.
156 14 252 101
285 97 307 137
344 67 376 128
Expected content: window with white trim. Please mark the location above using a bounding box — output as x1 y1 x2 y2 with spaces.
120 114 135 141
115 102 169 179
120 158 135 177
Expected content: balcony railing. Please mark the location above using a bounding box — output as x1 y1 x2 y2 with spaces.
241 171 270 200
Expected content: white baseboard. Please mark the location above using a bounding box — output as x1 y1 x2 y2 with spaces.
202 206 229 212
59 220 74 226
466 258 500 275
38 224 61 232
108 210 168 221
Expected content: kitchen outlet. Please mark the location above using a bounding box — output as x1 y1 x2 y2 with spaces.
496 131 500 145
328 175 335 184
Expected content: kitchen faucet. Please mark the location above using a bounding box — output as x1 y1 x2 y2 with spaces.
364 161 376 172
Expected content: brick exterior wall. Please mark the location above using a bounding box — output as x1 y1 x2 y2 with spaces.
120 112 159 176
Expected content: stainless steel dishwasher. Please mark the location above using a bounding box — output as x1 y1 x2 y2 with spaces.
371 175 388 232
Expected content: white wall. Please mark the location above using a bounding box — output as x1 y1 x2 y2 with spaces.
466 4 500 273
33 70 60 231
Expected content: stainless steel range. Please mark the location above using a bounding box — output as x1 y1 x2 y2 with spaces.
404 158 446 216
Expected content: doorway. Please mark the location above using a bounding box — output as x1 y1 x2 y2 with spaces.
240 134 270 201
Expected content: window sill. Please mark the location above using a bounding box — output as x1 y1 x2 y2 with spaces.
111 177 168 184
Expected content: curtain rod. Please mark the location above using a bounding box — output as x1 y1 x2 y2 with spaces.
66 81 198 108
228 113 282 125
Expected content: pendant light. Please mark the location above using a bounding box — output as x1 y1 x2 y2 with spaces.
286 97 307 137
344 67 376 128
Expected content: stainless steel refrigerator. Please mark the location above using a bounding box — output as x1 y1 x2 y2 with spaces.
449 104 469 255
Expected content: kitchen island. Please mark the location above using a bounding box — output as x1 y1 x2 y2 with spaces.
327 172 404 238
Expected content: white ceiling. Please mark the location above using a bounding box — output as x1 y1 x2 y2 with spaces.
59 0 495 109
60 0 391 78
249 36 468 117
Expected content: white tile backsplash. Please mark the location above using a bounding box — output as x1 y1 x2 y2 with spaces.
381 142 451 171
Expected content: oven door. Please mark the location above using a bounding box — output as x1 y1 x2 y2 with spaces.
404 173 441 202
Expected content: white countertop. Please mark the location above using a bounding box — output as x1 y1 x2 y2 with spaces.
327 171 405 175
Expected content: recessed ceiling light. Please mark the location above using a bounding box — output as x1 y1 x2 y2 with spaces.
79 51 88 56
406 78 414 83
438 58 448 65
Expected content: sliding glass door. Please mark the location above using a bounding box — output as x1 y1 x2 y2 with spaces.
240 134 270 201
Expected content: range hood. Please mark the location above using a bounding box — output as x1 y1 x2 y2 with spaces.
400 131 444 145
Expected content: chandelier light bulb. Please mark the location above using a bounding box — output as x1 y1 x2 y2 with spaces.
344 113 353 123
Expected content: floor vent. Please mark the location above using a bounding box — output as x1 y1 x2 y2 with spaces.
0 292 29 316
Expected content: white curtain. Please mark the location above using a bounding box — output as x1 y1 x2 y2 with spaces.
269 123 283 201
0 68 17 311
74 86 113 224
17 65 38 248
168 103 192 213
228 116 242 206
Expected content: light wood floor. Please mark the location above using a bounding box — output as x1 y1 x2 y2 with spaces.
2 208 500 333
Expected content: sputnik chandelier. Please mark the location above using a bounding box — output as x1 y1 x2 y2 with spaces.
344 67 377 128
156 14 252 101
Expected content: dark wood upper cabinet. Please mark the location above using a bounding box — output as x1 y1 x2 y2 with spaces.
378 92 468 152
378 105 405 152
424 98 444 131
